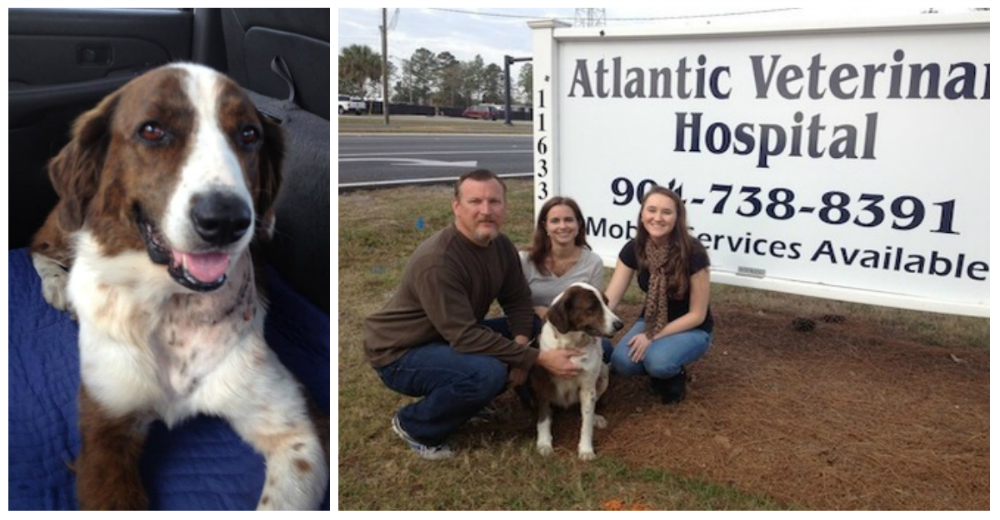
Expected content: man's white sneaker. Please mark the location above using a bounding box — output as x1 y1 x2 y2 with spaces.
391 415 455 460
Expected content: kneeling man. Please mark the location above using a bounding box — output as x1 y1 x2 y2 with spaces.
364 169 581 459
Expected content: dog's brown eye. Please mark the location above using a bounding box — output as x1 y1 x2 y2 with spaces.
138 122 166 142
239 126 260 145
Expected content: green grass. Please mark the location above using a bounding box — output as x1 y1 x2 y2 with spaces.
338 178 987 510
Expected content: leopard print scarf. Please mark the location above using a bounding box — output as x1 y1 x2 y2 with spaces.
643 241 670 339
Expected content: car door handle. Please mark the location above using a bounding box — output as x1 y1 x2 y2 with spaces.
9 76 132 126
77 44 114 66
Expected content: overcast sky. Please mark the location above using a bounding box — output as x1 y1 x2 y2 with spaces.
337 6 982 72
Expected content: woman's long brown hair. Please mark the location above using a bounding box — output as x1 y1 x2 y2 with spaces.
528 197 590 275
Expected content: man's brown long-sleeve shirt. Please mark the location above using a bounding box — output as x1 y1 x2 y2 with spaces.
363 224 537 370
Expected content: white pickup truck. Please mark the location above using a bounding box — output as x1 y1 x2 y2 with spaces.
338 95 365 115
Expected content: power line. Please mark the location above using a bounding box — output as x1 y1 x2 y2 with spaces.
599 8 802 21
429 8 552 19
428 7 803 22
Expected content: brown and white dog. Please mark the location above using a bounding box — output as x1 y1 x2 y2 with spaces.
531 282 623 460
29 63 328 510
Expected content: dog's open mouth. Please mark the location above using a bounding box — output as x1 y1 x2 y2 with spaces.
586 326 615 338
136 207 229 292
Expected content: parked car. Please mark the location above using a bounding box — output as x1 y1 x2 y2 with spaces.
462 103 498 121
338 95 365 115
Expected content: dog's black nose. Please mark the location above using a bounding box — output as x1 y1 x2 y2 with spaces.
191 192 252 245
613 319 624 332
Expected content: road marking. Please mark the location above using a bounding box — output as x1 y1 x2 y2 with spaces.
339 157 479 168
339 172 533 190
339 150 529 157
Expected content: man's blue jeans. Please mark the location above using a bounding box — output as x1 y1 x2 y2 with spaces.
376 317 615 447
375 319 512 447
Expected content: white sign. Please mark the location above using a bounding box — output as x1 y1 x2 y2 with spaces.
529 14 989 317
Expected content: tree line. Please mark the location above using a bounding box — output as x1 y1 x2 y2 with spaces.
339 44 533 108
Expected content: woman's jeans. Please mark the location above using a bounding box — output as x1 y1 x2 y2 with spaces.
610 318 712 379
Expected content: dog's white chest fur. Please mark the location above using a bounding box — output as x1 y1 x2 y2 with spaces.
70 241 261 425
539 326 604 408
156 254 256 403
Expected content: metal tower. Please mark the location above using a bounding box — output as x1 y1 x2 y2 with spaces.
574 8 606 27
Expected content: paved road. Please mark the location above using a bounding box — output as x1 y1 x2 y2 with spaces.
338 134 532 189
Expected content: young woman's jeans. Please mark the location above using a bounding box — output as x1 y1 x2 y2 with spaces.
610 318 712 379
375 318 515 447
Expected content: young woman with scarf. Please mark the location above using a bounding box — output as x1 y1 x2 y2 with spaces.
604 186 714 403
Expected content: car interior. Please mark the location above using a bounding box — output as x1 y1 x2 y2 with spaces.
8 8 331 510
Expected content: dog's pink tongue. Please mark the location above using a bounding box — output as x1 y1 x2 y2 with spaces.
176 251 230 282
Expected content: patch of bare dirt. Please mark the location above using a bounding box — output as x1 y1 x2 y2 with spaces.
478 306 989 510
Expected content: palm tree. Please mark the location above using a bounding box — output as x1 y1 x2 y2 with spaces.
339 44 381 99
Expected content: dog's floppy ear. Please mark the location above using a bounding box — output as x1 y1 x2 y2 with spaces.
49 93 118 231
255 111 284 240
547 293 573 334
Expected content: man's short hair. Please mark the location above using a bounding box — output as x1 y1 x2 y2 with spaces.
454 169 507 200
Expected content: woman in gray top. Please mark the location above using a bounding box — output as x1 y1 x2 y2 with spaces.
521 197 612 360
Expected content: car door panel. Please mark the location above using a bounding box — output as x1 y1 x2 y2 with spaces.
8 8 193 249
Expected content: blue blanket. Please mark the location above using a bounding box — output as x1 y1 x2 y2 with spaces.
7 248 330 510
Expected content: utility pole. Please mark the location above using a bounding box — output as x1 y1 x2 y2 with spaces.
504 55 531 126
381 8 390 125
